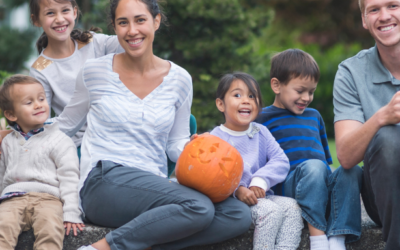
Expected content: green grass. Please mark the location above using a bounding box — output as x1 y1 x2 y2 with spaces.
328 139 340 170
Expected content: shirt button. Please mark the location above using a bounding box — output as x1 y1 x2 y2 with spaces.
19 140 25 146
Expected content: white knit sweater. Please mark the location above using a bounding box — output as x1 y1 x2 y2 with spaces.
0 123 82 223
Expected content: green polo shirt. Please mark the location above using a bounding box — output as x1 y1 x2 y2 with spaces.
333 45 400 123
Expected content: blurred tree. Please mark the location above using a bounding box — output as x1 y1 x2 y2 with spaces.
0 27 36 72
152 0 272 132
3 0 26 8
0 71 12 84
256 0 374 48
4 0 93 28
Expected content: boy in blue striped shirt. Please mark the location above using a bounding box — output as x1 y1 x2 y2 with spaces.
255 49 362 250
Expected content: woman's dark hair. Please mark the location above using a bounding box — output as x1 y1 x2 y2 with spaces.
216 72 263 113
109 0 167 29
30 0 102 54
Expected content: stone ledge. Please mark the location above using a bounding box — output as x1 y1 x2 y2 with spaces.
16 204 385 250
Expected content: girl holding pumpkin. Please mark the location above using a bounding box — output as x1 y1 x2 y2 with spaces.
210 72 303 250
45 0 251 249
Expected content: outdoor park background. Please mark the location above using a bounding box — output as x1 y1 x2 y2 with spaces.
0 0 374 169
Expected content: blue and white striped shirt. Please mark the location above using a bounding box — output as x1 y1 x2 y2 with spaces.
51 54 193 193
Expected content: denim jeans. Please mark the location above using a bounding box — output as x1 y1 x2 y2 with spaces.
80 161 252 250
362 125 400 250
284 159 362 243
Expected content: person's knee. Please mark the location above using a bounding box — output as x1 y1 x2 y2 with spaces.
299 160 329 184
233 201 252 233
336 165 363 184
368 126 400 160
262 199 283 219
365 126 400 176
284 198 302 212
219 198 252 233
186 193 215 228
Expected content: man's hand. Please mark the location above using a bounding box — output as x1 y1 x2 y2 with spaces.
378 91 400 126
249 186 265 199
64 222 85 236
235 186 258 205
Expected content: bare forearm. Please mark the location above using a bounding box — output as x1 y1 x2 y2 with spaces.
335 114 382 168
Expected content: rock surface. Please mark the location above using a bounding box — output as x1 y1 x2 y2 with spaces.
16 203 385 250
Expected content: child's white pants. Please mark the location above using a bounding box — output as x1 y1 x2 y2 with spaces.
251 195 303 250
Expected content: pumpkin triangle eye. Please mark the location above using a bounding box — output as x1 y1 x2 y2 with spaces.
213 143 219 148
199 149 205 154
219 163 229 178
221 157 233 161
209 147 217 153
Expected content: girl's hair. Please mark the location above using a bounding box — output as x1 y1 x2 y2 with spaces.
30 0 102 54
109 0 167 29
216 72 263 112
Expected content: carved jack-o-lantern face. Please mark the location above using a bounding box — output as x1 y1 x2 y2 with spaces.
176 134 243 203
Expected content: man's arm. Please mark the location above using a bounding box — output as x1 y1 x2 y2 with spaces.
335 91 400 168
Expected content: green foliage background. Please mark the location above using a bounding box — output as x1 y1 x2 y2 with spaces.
1 0 375 137
0 27 36 72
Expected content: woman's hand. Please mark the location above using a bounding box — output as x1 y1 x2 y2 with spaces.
64 222 85 236
235 186 258 206
249 186 265 199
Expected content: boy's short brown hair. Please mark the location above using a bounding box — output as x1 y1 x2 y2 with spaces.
0 74 42 126
270 49 320 85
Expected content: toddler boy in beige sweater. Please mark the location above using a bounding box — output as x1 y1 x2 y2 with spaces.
0 75 84 250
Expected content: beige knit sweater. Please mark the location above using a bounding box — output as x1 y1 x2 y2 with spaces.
0 123 82 223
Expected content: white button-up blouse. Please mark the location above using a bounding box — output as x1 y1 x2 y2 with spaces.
51 54 193 193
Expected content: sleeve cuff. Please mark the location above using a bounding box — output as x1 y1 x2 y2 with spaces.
63 212 83 224
249 177 268 191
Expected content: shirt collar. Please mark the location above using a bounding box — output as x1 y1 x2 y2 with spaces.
371 45 400 85
220 123 260 138
12 122 53 140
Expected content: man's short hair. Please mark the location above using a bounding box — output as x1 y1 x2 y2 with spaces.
359 0 365 13
270 49 320 85
0 74 42 126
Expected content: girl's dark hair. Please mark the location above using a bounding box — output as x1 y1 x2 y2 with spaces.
30 0 102 54
216 72 263 113
109 0 167 29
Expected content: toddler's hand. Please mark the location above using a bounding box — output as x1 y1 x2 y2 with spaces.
64 222 85 236
235 186 258 205
249 186 266 199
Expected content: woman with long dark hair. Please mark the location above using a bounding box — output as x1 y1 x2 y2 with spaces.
51 0 252 249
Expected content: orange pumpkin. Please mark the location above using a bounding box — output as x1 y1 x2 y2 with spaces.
176 134 243 203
